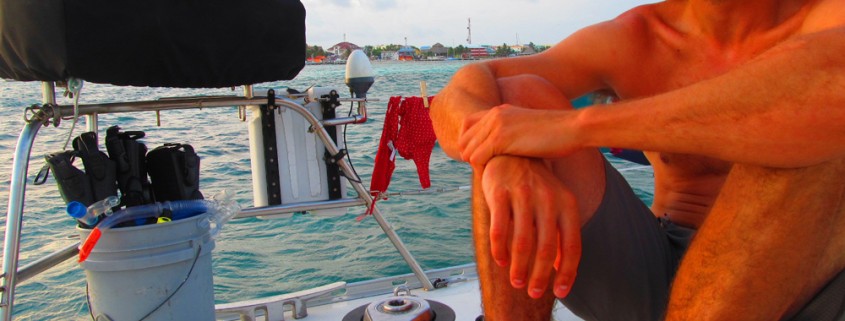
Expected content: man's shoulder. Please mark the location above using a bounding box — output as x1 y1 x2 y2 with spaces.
803 0 845 33
596 2 681 44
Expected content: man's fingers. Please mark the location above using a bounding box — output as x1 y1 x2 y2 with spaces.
526 200 558 298
468 142 495 166
485 186 512 267
509 184 534 289
554 191 581 298
458 109 500 165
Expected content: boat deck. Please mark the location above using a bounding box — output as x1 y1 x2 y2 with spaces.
214 263 582 320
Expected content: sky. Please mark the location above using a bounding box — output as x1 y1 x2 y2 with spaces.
302 0 657 49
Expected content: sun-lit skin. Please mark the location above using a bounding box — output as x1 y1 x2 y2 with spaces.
431 0 845 319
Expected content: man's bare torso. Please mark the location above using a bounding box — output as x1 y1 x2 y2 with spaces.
607 1 815 228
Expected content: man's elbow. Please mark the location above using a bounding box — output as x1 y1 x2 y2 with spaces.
430 100 464 161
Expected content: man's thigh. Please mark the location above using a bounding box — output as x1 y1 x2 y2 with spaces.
668 159 845 320
562 159 693 321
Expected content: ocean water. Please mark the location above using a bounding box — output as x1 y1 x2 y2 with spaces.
0 60 653 319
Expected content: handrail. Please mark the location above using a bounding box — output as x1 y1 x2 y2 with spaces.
238 199 367 218
47 95 368 116
0 243 78 288
1 107 50 319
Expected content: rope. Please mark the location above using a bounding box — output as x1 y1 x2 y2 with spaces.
60 78 84 150
375 166 651 198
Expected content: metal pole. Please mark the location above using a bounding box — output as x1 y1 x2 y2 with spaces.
50 96 371 121
40 82 56 105
0 243 79 286
0 115 47 320
278 98 435 291
85 114 98 134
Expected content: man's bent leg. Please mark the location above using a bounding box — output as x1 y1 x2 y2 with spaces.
473 76 608 320
667 159 845 320
472 168 559 320
562 160 692 321
474 157 691 320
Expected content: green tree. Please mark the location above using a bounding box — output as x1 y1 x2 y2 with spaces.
535 44 551 53
305 45 326 58
371 47 383 59
453 45 467 58
495 43 513 57
380 44 403 52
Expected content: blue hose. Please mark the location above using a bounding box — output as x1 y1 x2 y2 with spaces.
96 200 210 229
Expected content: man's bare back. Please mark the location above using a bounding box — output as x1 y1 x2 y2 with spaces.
431 0 845 319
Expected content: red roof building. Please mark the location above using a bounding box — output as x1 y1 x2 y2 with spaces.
327 42 362 56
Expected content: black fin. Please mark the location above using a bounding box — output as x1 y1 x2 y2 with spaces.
45 151 94 205
105 126 153 207
147 143 203 202
72 132 118 202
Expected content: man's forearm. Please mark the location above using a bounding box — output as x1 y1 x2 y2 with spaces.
577 27 845 168
431 63 503 159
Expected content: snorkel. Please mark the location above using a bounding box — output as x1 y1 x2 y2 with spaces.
78 192 239 262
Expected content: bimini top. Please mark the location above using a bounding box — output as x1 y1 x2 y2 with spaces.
0 0 305 88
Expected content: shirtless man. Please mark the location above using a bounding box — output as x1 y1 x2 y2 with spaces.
430 0 845 320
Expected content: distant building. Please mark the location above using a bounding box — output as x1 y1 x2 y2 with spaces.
327 42 361 57
397 47 416 60
520 45 537 55
466 45 491 58
380 50 399 60
430 43 448 57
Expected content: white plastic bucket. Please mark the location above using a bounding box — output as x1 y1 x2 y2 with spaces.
78 213 215 321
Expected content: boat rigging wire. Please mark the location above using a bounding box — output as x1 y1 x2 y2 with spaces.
341 97 363 184
382 185 471 198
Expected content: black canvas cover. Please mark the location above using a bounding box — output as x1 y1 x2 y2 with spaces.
0 0 305 88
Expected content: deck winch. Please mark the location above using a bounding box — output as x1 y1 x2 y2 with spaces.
344 286 455 321
364 295 432 321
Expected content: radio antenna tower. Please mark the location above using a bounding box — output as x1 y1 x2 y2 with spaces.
466 18 472 44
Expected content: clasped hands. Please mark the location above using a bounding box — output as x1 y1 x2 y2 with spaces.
456 76 584 299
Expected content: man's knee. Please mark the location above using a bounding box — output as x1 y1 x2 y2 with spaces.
497 75 575 111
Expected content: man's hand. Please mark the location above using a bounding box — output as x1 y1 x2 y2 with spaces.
480 156 581 299
460 105 582 166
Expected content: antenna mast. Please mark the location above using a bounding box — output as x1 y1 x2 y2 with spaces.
466 18 472 45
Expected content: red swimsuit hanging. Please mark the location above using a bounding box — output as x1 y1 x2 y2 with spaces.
366 96 436 218
394 96 436 189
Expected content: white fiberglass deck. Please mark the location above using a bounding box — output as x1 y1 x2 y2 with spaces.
215 263 582 321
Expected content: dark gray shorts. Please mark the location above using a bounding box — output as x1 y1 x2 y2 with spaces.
560 160 693 321
560 160 845 321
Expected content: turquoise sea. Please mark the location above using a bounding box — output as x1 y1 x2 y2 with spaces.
0 60 653 319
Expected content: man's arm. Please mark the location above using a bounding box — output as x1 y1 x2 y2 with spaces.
430 21 626 316
581 28 845 168
459 26 845 168
437 75 589 320
431 18 622 158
